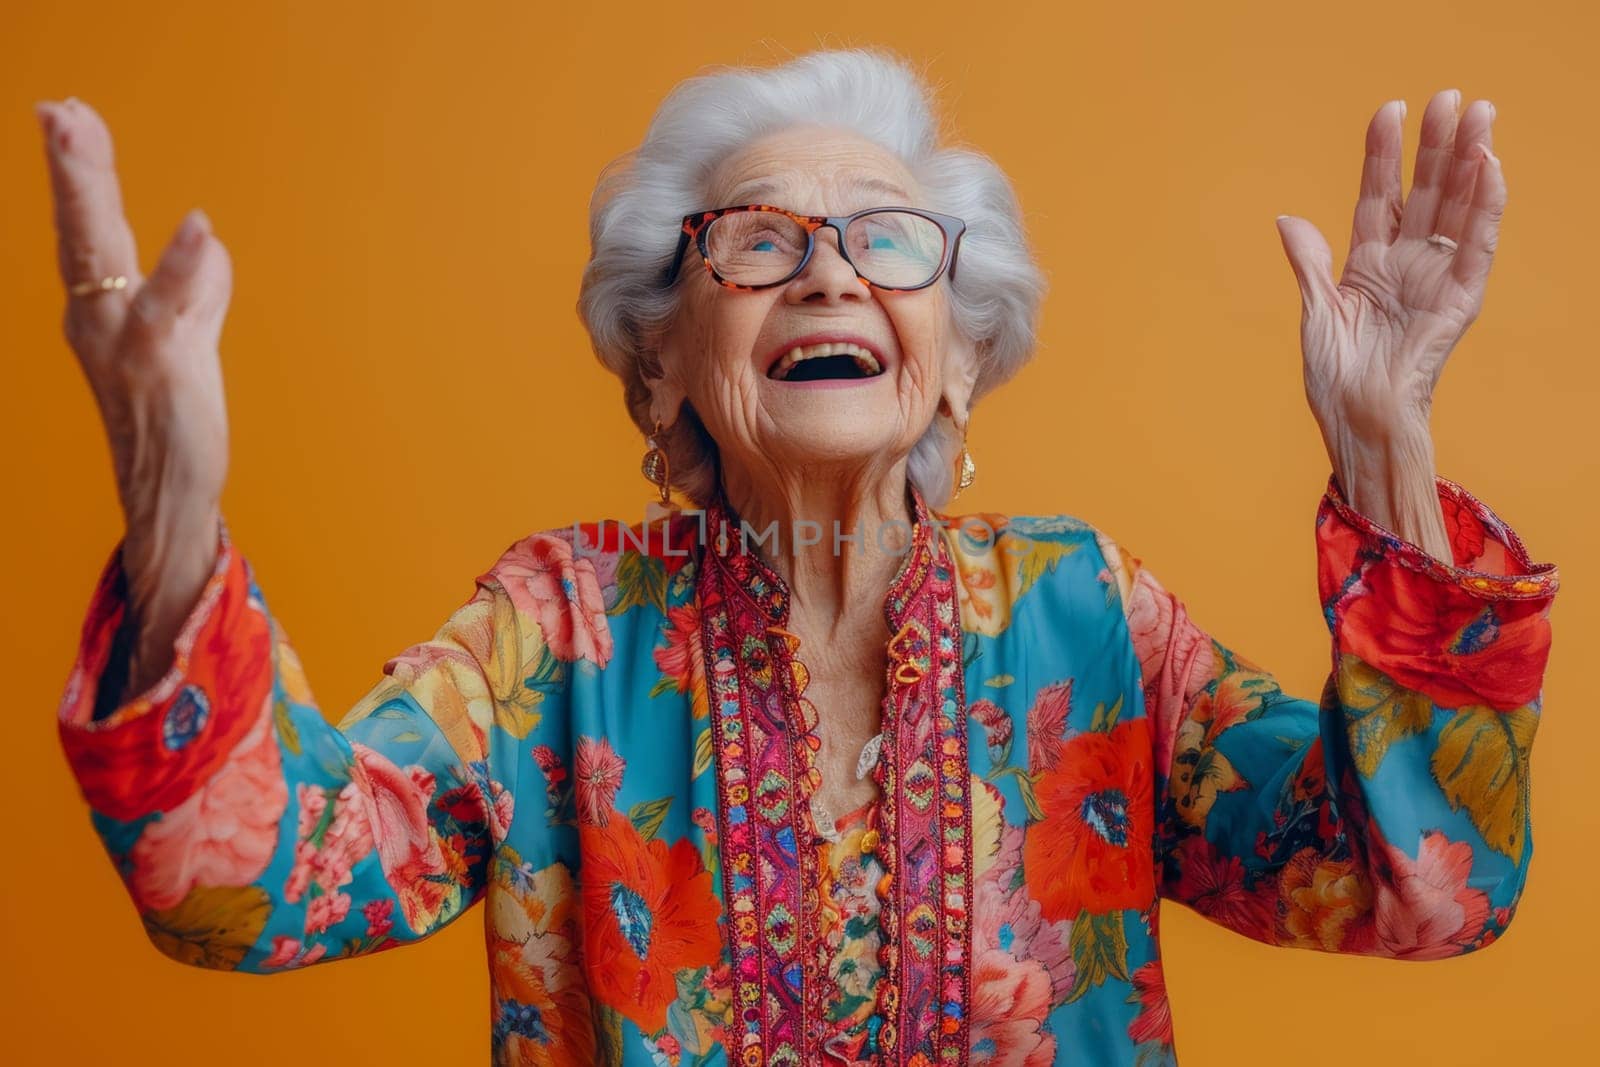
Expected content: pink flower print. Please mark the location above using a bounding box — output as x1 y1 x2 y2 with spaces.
974 872 1075 1005
127 693 289 911
284 780 377 906
305 890 352 935
575 736 626 826
1121 565 1215 773
1371 829 1492 959
1025 680 1073 774
495 534 615 667
261 936 327 970
350 743 453 931
968 946 1056 1067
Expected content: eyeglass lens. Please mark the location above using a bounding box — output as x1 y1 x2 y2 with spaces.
702 210 947 289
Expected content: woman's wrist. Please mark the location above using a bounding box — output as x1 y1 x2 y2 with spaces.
1329 425 1453 563
120 502 222 698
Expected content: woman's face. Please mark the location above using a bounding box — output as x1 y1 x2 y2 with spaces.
655 125 973 495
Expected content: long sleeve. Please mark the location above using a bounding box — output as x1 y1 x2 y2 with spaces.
56 520 543 972
1098 473 1559 958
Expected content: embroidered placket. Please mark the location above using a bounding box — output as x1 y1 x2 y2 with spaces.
698 489 973 1066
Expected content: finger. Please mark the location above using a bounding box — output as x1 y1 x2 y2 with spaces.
1348 99 1405 252
1399 89 1462 239
1276 215 1339 310
128 211 221 340
36 99 143 331
1451 145 1504 291
1434 99 1495 241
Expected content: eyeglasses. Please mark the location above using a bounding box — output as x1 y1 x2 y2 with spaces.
664 204 967 292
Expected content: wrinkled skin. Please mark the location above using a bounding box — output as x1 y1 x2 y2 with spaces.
1276 91 1505 558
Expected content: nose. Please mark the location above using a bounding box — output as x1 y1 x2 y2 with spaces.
785 225 868 304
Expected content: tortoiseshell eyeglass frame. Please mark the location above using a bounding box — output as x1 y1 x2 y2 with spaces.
661 204 968 292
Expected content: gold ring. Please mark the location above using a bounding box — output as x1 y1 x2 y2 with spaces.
68 275 129 297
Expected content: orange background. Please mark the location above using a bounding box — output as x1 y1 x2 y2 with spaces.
3 1 1596 1063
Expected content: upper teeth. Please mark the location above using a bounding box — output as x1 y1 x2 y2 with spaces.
770 342 882 379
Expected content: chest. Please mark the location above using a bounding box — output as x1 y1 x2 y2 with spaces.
495 518 1165 1065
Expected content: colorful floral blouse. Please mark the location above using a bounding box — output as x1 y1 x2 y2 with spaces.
56 475 1559 1066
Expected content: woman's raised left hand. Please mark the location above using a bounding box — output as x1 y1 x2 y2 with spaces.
1274 90 1502 555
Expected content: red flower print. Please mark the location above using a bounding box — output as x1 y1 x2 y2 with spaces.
1025 717 1156 920
495 534 614 667
1167 834 1276 942
531 745 567 784
652 602 705 707
1441 494 1487 565
59 547 277 823
1126 960 1173 1046
490 933 598 1066
579 813 722 1034
1325 557 1550 712
575 736 627 827
439 777 516 839
1025 681 1073 774
969 698 1014 753
362 898 395 939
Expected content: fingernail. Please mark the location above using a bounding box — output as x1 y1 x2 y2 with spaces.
1488 102 1497 120
1276 214 1290 222
178 209 211 248
33 101 55 135
1396 99 1407 121
1449 89 1462 111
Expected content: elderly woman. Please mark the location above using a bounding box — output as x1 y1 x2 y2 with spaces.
42 50 1557 1067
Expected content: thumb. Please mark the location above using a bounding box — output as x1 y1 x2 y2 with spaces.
1274 215 1338 310
128 209 223 335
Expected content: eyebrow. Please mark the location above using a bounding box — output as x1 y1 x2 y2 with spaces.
723 174 913 208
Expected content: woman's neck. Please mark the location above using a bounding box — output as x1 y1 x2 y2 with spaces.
716 461 916 628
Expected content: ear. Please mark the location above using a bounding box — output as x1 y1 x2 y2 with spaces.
643 331 689 431
938 332 981 430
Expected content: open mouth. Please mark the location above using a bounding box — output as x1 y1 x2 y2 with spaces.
768 341 884 382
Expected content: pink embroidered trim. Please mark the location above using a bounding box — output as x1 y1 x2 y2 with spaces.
698 487 974 1066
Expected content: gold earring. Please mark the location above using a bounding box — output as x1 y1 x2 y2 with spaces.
954 426 976 498
642 419 672 507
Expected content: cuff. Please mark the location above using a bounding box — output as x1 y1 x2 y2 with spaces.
56 519 276 822
1316 473 1558 711
1319 472 1559 601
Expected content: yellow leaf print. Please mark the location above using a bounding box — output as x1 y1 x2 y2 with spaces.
1337 653 1435 777
1169 717 1245 830
1431 704 1538 860
142 885 273 970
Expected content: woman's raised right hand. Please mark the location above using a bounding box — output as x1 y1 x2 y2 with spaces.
39 99 233 696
